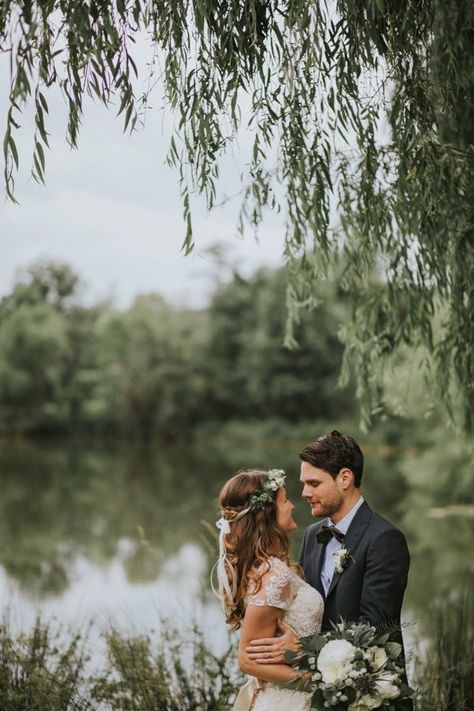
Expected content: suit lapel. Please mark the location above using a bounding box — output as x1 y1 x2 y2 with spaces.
313 538 326 599
326 501 372 599
306 522 327 598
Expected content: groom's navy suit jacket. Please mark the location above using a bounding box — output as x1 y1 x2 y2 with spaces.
299 501 412 709
299 501 410 632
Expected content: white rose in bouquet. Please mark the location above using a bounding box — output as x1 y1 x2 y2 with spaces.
369 646 388 670
317 639 356 684
374 670 400 699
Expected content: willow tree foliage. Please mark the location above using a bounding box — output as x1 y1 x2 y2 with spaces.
1 1 473 429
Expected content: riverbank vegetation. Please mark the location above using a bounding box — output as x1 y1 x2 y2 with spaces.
0 591 472 710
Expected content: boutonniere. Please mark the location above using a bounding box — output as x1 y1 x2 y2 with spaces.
332 545 354 574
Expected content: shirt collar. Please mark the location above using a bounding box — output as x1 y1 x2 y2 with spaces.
329 495 364 535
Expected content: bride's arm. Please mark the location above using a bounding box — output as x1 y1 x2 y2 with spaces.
238 604 306 684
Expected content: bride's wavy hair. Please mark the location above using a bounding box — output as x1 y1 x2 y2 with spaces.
217 469 290 630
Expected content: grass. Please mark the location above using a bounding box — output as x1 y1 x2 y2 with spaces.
0 594 472 710
91 624 240 710
0 620 241 710
414 590 474 711
0 618 92 710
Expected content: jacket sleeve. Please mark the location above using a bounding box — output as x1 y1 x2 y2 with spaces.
359 527 410 626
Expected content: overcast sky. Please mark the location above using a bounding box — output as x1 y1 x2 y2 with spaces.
1 42 285 309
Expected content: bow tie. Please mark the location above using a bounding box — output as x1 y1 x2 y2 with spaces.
316 524 345 544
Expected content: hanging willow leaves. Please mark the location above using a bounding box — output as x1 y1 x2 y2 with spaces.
1 0 473 430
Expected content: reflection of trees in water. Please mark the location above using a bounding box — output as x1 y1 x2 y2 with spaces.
0 439 221 594
0 440 93 595
403 513 474 618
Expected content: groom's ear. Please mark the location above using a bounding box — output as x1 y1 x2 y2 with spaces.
338 467 354 489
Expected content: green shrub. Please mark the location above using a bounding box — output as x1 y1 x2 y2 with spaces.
0 618 91 710
0 598 472 710
91 624 241 710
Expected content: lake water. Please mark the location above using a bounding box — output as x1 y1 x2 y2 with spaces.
1 435 473 669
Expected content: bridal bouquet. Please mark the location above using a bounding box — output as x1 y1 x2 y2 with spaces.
288 621 413 710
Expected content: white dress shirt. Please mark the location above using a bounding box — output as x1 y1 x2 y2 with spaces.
320 496 365 595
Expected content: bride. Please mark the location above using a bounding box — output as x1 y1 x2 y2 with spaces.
213 468 324 711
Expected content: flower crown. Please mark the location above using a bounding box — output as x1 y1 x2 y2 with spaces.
247 468 286 512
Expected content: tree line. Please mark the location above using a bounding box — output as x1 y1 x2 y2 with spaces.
0 261 354 438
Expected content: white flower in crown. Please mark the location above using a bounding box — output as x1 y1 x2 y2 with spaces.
248 469 286 512
333 545 352 574
268 469 285 489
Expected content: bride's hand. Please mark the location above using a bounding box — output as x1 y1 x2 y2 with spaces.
245 620 299 664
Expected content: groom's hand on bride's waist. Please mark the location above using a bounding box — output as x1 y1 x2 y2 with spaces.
245 620 299 664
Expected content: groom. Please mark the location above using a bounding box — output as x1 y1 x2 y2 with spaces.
298 430 410 631
247 430 411 697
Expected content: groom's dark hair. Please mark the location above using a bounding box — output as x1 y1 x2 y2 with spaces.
299 430 364 487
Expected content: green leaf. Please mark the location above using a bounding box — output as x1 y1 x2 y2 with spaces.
9 136 19 169
301 634 326 652
385 642 402 660
36 141 45 172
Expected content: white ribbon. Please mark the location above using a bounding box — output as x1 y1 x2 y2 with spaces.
211 508 250 608
216 517 231 535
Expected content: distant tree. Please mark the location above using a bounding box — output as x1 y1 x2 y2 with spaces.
2 1 473 429
0 261 98 433
206 268 354 421
1 261 80 313
0 301 70 432
96 293 208 437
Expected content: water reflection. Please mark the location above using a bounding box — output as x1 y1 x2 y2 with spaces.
0 438 222 596
0 437 472 645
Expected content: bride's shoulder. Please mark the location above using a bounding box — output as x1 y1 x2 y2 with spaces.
247 557 298 609
255 556 287 571
255 556 302 582
267 555 289 568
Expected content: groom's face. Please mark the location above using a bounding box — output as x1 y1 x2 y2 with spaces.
300 461 344 518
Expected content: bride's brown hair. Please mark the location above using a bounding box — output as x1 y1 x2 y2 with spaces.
217 469 291 630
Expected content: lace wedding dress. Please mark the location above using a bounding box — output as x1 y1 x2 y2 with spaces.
234 556 324 711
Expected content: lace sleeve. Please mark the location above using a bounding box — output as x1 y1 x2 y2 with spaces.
246 558 296 611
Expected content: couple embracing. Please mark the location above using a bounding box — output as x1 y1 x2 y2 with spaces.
214 430 411 711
